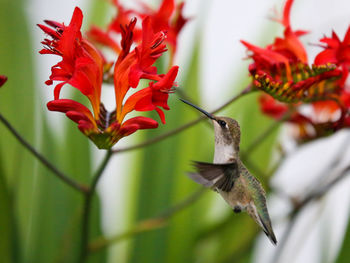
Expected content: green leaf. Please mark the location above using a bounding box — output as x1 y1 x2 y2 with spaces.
335 212 350 263
0 153 18 263
86 0 113 27
0 0 36 261
21 112 106 263
196 213 258 263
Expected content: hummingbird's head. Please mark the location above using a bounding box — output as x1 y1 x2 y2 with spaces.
212 116 241 150
180 99 241 151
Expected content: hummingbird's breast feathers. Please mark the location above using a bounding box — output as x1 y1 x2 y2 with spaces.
214 143 237 163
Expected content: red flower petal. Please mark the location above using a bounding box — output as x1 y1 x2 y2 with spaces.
128 16 167 88
155 107 166 124
66 111 91 123
86 25 121 53
315 26 350 68
281 0 293 28
241 40 292 79
122 66 177 118
259 94 289 120
151 0 175 33
151 65 178 91
0 75 8 87
272 27 308 63
314 49 338 65
119 116 158 136
47 99 96 126
77 120 96 135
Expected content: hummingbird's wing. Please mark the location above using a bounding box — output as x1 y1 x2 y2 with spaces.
188 161 239 192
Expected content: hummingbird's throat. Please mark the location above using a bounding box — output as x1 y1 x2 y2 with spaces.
213 142 238 163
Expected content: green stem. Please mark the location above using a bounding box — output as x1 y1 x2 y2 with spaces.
0 113 88 193
113 85 254 154
79 149 113 263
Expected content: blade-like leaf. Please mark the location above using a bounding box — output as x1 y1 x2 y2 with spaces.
0 153 18 263
0 0 36 261
335 212 350 263
23 109 106 263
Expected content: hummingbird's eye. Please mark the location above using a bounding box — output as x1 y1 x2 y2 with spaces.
218 120 226 127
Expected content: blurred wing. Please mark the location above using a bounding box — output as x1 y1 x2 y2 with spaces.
187 161 239 192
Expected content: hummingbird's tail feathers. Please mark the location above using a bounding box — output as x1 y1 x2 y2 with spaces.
258 214 277 245
189 161 239 192
247 202 277 245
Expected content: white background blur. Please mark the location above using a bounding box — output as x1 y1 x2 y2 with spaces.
27 0 350 262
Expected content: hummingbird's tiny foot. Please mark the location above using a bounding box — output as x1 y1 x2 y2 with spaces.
233 206 241 213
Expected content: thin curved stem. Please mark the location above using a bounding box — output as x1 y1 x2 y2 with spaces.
113 85 253 154
89 187 207 252
0 113 88 193
79 149 113 263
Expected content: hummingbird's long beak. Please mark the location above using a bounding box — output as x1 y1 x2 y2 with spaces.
180 99 215 120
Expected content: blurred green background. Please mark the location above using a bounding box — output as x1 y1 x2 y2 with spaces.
0 0 349 262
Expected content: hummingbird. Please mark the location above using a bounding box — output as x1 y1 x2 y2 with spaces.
180 99 277 245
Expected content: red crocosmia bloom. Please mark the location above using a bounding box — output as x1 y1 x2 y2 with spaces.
39 7 178 149
86 0 142 53
310 27 350 133
242 0 350 143
0 75 7 87
241 0 308 82
38 7 103 121
270 0 308 64
87 0 188 64
147 0 189 59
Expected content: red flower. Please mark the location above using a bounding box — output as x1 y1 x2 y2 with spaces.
242 0 350 143
39 7 178 149
241 0 307 81
0 75 7 87
241 0 342 102
147 0 189 57
38 7 103 120
86 0 188 64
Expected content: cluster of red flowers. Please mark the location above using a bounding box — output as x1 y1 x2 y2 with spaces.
87 0 187 67
242 0 350 142
38 0 186 149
